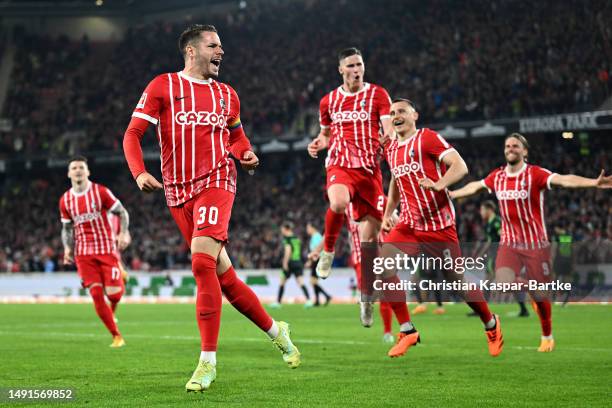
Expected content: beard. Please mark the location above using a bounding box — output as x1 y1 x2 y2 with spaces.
506 156 522 165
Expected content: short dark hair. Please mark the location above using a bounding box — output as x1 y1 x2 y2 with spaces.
68 155 88 165
481 200 497 212
178 24 218 57
282 221 294 230
338 47 362 62
392 98 417 110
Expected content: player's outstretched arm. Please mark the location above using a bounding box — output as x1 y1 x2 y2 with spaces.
307 128 330 158
110 202 132 250
382 177 401 232
419 150 468 192
61 222 75 265
449 180 487 200
550 170 612 189
123 116 163 193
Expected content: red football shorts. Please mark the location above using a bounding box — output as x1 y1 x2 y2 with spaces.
384 223 461 259
326 165 385 221
496 244 552 283
75 254 124 288
169 187 235 247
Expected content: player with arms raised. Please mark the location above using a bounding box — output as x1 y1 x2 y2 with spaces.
123 24 300 392
307 47 392 323
381 99 503 358
59 156 131 348
450 133 612 352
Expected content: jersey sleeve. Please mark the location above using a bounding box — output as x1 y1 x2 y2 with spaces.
423 129 456 162
482 169 500 193
132 75 165 125
319 94 331 129
226 85 241 128
99 185 121 212
532 165 557 190
59 196 72 224
375 86 392 120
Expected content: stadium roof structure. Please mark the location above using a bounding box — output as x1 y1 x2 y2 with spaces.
0 0 227 16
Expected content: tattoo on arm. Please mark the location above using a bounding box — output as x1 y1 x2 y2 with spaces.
61 223 74 249
111 202 130 233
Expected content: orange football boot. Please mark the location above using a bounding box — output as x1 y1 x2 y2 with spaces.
485 314 503 357
388 331 420 358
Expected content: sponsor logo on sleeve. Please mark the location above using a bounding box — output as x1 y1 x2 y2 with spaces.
136 92 147 109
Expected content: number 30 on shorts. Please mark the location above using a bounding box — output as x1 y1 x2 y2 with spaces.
197 206 219 225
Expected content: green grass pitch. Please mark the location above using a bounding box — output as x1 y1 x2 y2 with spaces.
1 303 610 407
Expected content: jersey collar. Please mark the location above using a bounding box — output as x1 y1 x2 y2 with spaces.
397 128 420 146
338 82 370 97
179 71 212 85
504 162 527 177
70 180 91 197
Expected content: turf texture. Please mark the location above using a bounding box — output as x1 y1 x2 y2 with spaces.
0 303 610 407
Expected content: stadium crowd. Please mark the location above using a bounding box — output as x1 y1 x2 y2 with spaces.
1 0 611 156
1 134 610 273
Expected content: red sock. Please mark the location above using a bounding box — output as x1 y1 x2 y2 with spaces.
535 300 552 336
90 285 119 336
193 253 222 351
383 275 411 325
107 285 124 314
379 301 393 333
324 208 345 252
466 289 493 325
219 266 273 332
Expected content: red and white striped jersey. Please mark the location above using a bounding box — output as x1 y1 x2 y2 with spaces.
319 83 391 171
132 71 240 207
385 128 456 231
482 163 556 248
59 182 119 256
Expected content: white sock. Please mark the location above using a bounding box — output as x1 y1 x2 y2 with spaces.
399 322 414 332
267 321 280 339
542 335 554 340
200 351 216 366
485 316 496 330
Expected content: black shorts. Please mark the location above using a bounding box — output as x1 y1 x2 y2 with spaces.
283 261 304 279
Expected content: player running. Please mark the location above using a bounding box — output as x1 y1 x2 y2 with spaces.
122 24 300 392
273 222 312 308
380 99 503 358
450 132 612 352
307 47 393 283
59 156 130 348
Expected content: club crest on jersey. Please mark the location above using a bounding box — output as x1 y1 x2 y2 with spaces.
332 111 370 123
220 98 226 110
409 149 415 158
360 100 366 109
391 161 422 177
175 111 227 127
136 92 147 109
91 202 97 211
